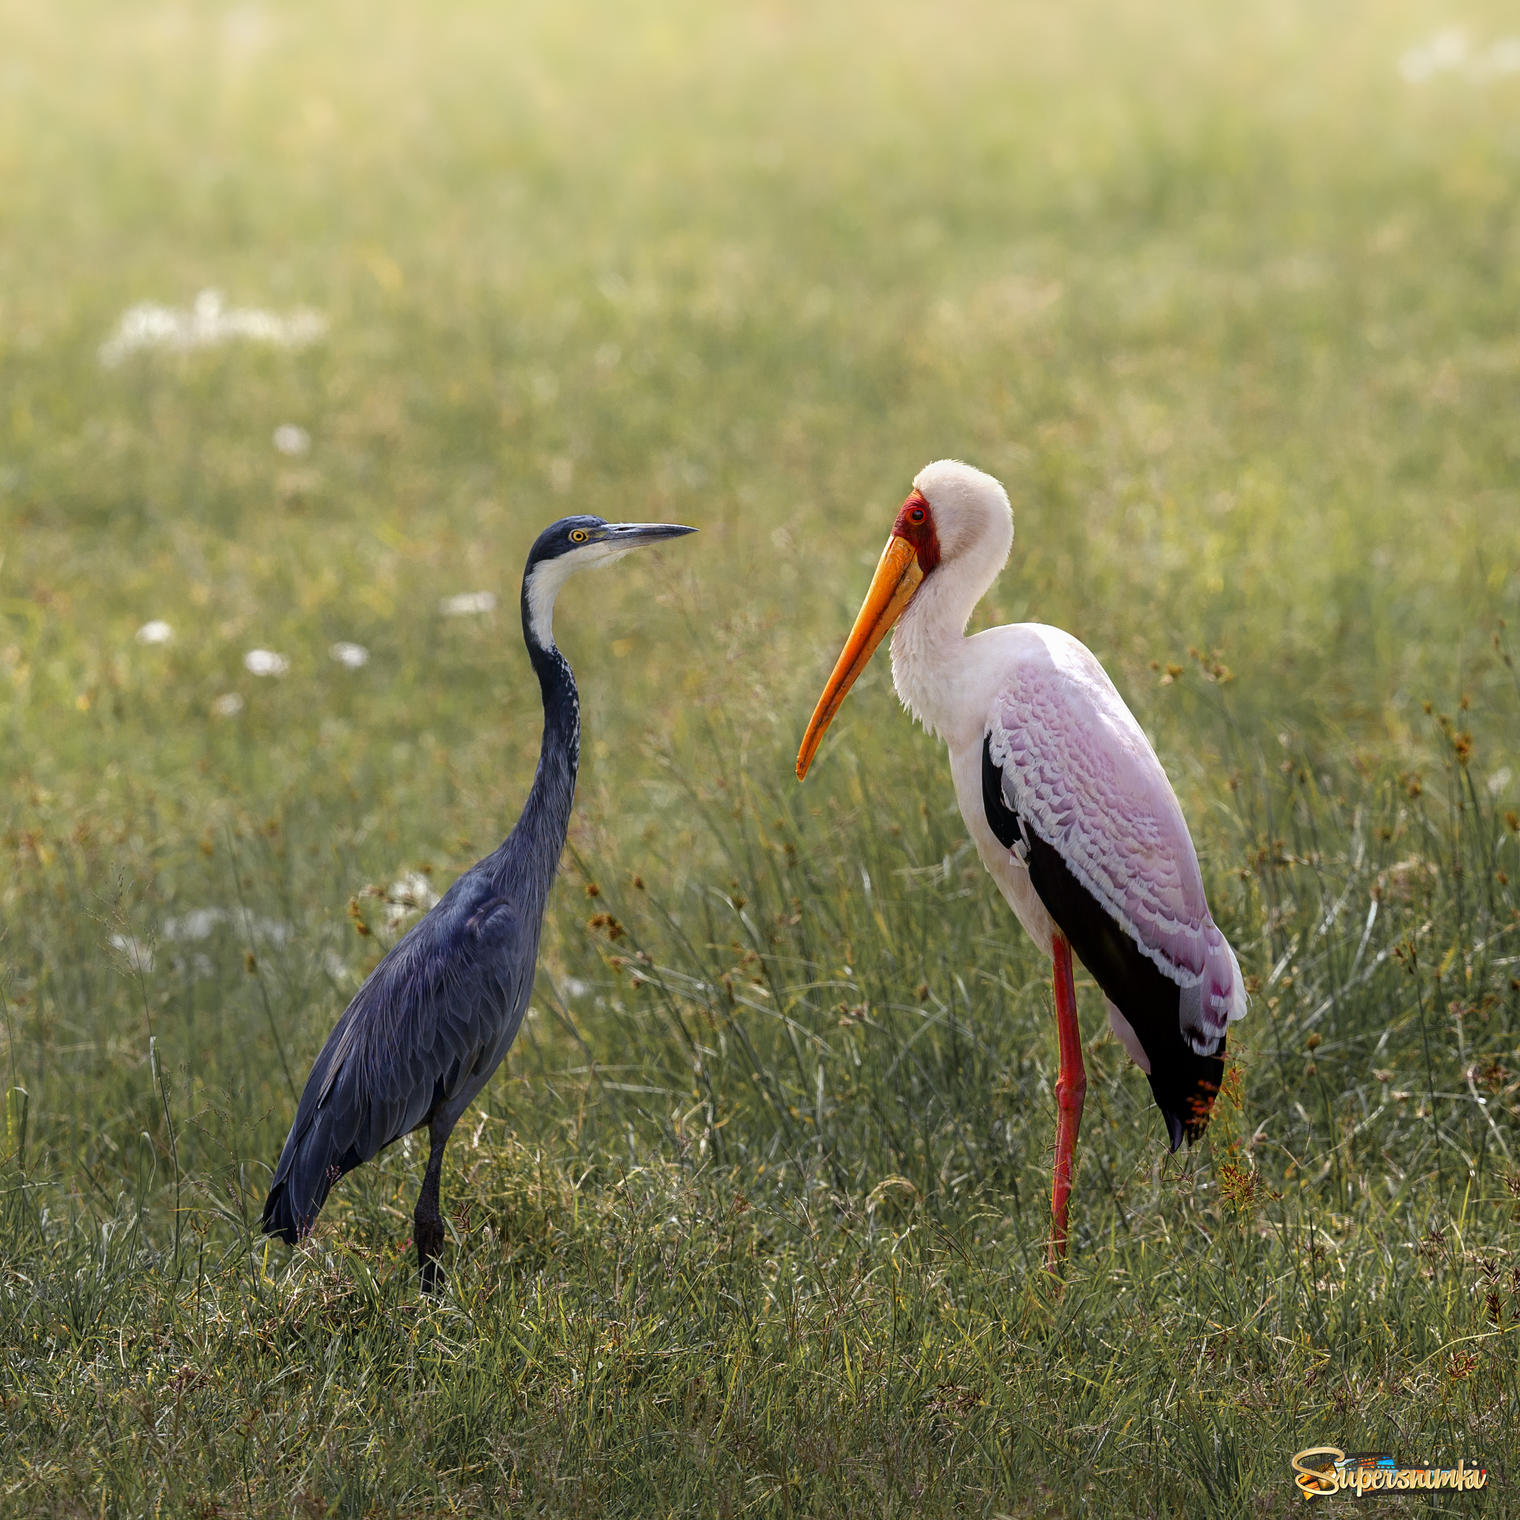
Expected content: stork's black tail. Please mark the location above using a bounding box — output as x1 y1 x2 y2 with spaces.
1147 1039 1227 1152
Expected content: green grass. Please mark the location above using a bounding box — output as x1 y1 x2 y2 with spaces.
3 0 1520 1513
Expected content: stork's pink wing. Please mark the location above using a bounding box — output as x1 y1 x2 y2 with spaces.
986 632 1243 1053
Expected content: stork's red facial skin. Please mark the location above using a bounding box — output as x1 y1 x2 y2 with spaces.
891 489 941 575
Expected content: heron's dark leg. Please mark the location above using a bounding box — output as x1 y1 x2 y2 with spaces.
1046 930 1086 1273
415 1115 451 1294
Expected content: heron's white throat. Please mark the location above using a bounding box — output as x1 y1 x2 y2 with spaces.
525 540 635 648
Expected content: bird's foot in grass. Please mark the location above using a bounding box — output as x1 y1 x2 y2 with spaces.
1044 1231 1069 1285
415 1212 445 1295
419 1253 442 1295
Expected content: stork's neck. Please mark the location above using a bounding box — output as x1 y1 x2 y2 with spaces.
889 544 1003 739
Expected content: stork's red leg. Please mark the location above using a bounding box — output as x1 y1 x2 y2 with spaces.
1047 930 1086 1271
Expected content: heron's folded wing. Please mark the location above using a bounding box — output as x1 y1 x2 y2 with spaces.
297 884 533 1166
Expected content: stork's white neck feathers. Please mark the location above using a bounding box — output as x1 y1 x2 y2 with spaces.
889 460 1013 737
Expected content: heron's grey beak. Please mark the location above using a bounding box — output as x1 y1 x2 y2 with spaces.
604 522 698 546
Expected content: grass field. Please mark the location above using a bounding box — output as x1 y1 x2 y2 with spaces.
3 1 1520 1513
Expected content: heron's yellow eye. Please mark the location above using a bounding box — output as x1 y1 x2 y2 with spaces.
570 529 588 543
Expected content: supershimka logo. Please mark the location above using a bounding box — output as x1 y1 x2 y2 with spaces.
1291 1447 1489 1497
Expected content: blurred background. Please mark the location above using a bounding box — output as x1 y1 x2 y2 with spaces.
2 2 1518 1513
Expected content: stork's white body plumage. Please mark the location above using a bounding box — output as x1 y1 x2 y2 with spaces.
797 459 1247 1267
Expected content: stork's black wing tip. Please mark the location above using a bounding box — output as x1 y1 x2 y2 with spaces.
1155 1054 1226 1152
1158 1102 1213 1152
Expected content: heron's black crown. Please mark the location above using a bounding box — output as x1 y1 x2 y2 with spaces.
525 516 609 568
525 516 697 571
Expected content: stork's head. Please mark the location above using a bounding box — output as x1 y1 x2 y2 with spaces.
795 460 1012 779
906 460 1013 568
523 515 696 648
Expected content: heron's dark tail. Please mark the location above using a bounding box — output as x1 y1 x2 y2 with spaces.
261 1155 338 1245
1147 1039 1227 1152
261 1076 366 1245
261 1115 354 1244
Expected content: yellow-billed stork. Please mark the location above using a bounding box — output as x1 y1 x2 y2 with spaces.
796 460 1247 1267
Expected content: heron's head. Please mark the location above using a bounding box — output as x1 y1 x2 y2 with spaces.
795 460 1012 778
523 515 696 648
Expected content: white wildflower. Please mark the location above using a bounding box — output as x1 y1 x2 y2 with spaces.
273 424 311 456
384 870 440 931
1476 37 1520 75
161 908 228 942
322 948 353 983
389 871 440 909
1401 30 1520 81
100 289 327 366
135 620 173 645
109 933 155 973
242 912 291 945
244 648 289 676
439 591 496 617
1399 28 1469 83
211 693 245 716
160 906 290 945
178 952 216 983
329 641 369 668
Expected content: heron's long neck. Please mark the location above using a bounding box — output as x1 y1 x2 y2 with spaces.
889 550 997 739
496 592 580 893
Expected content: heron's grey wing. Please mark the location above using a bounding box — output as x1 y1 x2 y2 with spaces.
315 889 535 1156
263 880 535 1237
